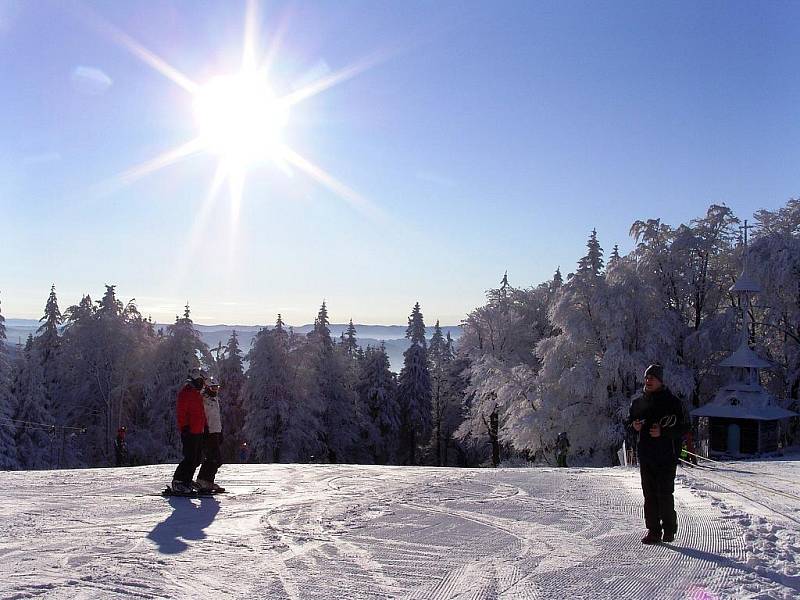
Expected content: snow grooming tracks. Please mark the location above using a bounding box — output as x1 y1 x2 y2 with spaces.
323 466 741 599
678 458 800 598
0 462 787 599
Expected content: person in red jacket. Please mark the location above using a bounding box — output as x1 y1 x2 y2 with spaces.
171 368 208 493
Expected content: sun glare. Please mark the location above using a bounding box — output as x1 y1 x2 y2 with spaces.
92 0 389 241
193 72 289 167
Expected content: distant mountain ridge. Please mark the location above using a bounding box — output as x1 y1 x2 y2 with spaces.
2 319 462 372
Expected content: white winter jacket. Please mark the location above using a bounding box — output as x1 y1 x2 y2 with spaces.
203 393 223 434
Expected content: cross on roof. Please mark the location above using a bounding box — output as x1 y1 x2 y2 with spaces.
740 219 754 247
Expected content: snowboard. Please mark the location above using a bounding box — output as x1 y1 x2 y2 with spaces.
161 486 227 498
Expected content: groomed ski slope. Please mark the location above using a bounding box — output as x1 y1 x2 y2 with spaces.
1 460 798 599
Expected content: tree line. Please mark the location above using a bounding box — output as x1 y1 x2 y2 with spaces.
0 286 461 468
1 199 799 469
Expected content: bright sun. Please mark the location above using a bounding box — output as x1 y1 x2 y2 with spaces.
99 0 386 233
193 71 289 167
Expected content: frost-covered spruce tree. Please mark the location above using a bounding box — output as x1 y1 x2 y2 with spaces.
342 319 358 358
219 330 247 462
439 339 471 466
37 285 62 363
397 302 432 465
141 304 209 462
428 320 454 465
56 287 155 466
11 287 64 468
11 336 54 469
244 315 318 462
356 343 400 464
306 302 357 462
530 229 618 463
529 228 696 465
0 294 18 469
35 286 62 441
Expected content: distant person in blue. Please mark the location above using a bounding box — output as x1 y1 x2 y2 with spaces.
628 364 687 545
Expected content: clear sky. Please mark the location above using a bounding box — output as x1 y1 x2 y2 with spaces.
1 0 798 326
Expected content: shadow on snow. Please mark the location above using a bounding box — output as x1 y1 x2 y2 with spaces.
666 544 800 592
147 496 221 554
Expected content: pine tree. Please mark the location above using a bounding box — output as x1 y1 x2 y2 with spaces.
98 285 124 318
397 302 432 465
11 339 54 469
577 229 604 279
140 304 209 463
552 267 563 290
0 294 17 469
440 347 469 466
312 301 332 349
219 330 246 462
37 285 62 363
307 302 357 462
608 244 622 269
55 289 157 466
405 302 427 348
428 320 452 465
343 319 359 357
244 315 322 462
356 344 400 464
244 317 293 462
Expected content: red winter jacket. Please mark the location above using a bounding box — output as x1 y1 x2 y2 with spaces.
176 384 207 435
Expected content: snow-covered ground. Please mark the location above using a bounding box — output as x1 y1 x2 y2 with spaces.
1 459 798 599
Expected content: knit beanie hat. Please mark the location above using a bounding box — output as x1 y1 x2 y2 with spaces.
644 364 664 382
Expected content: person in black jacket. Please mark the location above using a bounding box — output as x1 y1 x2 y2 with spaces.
628 364 687 545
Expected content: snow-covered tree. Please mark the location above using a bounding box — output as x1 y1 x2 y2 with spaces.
54 287 154 465
428 320 454 465
749 202 800 420
11 336 54 469
397 302 432 465
139 304 209 463
37 285 62 363
457 271 558 464
306 303 357 462
357 343 400 464
342 319 358 357
218 330 246 462
630 205 740 407
0 294 17 469
244 315 322 462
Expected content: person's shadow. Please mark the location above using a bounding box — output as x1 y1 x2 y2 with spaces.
147 496 221 554
666 544 800 592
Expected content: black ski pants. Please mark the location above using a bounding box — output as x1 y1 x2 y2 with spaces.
198 432 223 483
640 461 678 535
173 432 204 483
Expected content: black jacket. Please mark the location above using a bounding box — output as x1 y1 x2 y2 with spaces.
628 387 687 466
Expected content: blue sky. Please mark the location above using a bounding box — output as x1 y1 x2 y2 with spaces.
1 0 798 325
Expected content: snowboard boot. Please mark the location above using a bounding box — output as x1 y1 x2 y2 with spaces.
171 480 193 494
210 483 226 493
641 530 662 545
195 479 214 493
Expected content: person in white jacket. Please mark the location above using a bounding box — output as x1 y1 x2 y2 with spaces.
196 379 225 493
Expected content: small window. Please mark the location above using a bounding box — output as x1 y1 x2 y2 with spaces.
730 397 740 406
